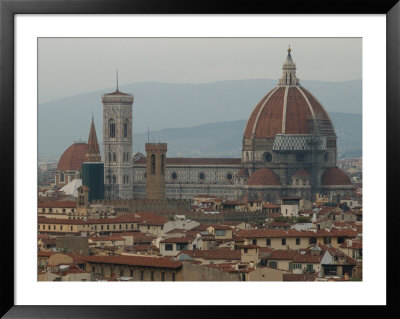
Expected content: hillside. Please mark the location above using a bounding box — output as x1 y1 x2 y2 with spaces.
38 79 362 160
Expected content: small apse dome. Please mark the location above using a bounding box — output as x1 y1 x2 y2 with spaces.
57 142 88 171
247 168 281 186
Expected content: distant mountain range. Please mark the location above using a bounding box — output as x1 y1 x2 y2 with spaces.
134 113 362 159
38 79 362 160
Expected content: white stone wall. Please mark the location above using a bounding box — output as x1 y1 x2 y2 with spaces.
103 96 134 199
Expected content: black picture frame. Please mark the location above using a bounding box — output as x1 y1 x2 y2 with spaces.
1 0 398 317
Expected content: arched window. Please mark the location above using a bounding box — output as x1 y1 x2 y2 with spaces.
60 172 64 183
106 175 111 184
296 178 300 185
161 154 165 175
123 119 129 138
113 152 117 162
126 175 129 184
151 154 155 175
108 152 111 163
112 175 117 184
109 119 116 138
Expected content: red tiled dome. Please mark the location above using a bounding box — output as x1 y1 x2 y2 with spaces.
292 168 310 176
244 86 334 139
247 168 281 186
321 168 352 186
57 143 88 171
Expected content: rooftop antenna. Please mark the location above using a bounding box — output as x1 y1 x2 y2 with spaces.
147 126 150 143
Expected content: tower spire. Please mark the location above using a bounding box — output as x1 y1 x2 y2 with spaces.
85 117 101 162
116 69 119 92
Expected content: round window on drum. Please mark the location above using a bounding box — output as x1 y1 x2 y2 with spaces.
263 152 273 163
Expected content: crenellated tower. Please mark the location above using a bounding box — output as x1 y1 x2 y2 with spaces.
145 143 167 200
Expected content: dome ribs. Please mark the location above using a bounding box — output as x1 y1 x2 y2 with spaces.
254 87 285 139
285 87 311 135
57 143 88 171
243 91 272 139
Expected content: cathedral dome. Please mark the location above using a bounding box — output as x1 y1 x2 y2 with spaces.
244 48 335 140
247 168 281 186
321 168 352 186
57 142 88 171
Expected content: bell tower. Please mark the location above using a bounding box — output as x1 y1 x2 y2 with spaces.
102 74 134 199
145 143 167 200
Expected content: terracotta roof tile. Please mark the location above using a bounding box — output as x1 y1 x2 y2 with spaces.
321 168 352 186
38 201 76 208
57 143 88 171
179 249 240 260
239 228 358 238
247 168 281 186
160 237 195 244
268 249 298 260
244 86 334 139
84 255 182 269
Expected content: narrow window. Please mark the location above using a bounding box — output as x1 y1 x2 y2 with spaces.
161 154 165 175
123 120 128 138
151 154 155 175
109 119 115 138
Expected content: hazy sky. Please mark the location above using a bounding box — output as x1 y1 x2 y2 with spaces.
38 38 361 104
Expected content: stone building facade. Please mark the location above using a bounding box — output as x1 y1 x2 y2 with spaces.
102 89 134 199
55 48 353 203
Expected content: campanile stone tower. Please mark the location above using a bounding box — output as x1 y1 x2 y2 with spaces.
145 143 167 200
102 86 134 199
